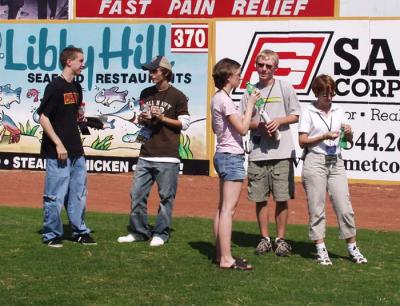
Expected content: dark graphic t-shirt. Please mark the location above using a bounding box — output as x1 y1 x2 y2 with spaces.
139 85 189 158
37 77 84 158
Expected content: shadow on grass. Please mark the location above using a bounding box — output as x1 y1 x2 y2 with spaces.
119 224 175 239
289 240 348 260
231 231 346 260
36 225 97 241
188 241 216 263
232 230 259 247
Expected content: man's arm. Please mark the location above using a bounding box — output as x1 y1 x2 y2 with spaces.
151 91 190 130
150 107 184 129
250 114 298 136
39 114 68 160
266 114 299 133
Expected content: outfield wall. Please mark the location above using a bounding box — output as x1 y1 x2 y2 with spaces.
0 0 399 182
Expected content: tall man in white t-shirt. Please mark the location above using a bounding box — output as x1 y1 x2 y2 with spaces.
241 49 301 256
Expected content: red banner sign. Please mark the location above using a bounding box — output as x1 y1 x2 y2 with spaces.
76 0 335 19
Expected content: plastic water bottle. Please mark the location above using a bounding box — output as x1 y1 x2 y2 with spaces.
260 109 281 141
136 103 152 144
339 128 348 149
246 82 265 107
136 126 152 144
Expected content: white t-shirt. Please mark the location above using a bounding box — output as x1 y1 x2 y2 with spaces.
298 103 349 155
211 91 244 154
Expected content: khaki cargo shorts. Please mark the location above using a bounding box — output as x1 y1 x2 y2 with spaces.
247 159 295 203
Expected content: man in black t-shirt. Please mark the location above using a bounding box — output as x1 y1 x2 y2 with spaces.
118 56 190 247
38 47 96 247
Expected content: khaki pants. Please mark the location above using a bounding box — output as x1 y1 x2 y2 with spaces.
302 152 356 240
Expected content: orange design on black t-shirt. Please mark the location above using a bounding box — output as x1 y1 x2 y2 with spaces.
64 92 78 105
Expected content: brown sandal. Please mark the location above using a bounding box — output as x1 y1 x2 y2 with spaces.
220 259 253 271
214 256 248 265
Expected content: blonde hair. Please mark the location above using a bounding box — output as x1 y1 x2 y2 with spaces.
255 49 279 66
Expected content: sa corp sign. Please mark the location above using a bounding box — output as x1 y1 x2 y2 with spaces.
232 32 332 99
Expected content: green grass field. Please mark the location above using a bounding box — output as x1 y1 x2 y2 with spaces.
0 206 399 306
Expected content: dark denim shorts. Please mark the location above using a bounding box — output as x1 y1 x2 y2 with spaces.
213 152 245 181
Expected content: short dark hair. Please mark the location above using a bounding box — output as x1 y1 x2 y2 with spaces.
59 46 84 69
212 58 241 90
312 74 336 97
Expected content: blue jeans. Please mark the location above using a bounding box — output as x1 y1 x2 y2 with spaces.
213 152 245 181
129 159 180 242
42 157 91 241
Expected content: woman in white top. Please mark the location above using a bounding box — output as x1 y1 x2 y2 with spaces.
211 58 259 270
298 74 367 265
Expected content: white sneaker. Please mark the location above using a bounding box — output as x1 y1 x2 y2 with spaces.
149 236 165 247
349 246 368 264
117 233 136 243
316 248 332 266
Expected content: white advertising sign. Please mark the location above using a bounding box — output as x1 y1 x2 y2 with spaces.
216 20 400 182
340 0 400 17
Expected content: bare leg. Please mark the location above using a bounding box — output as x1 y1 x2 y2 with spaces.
275 201 288 239
256 201 269 238
213 179 223 262
218 180 242 268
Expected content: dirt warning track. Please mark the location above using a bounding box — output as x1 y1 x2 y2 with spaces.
1 170 399 231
